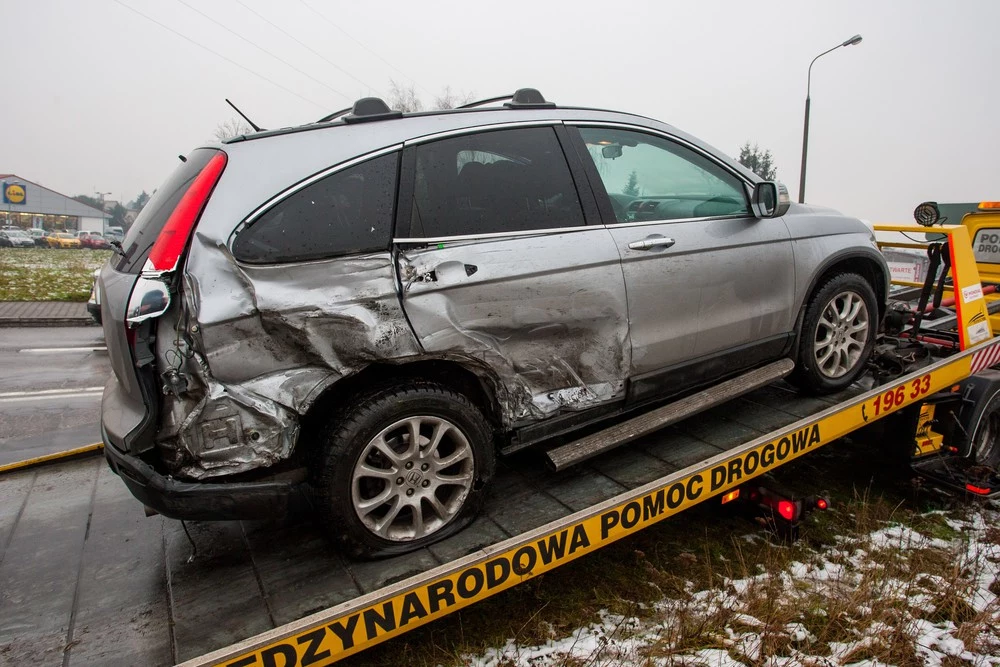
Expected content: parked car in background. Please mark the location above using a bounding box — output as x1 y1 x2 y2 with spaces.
0 229 36 248
27 228 50 247
78 231 111 249
47 232 82 249
98 89 888 557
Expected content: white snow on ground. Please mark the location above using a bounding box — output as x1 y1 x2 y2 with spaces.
465 505 1000 666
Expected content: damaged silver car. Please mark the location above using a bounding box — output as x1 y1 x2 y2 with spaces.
99 89 888 557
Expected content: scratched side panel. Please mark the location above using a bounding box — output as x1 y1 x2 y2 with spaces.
398 228 631 422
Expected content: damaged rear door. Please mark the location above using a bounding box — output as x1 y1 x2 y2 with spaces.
395 125 631 424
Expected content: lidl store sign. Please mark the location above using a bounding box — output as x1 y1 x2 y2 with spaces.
3 182 26 205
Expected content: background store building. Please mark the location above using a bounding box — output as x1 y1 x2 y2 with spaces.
1 175 110 233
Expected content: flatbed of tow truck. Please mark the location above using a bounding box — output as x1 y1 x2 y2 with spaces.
3 221 1000 667
0 378 870 666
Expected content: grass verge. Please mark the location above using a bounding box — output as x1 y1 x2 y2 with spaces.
0 247 112 301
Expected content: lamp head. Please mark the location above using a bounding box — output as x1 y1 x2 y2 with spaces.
842 34 863 47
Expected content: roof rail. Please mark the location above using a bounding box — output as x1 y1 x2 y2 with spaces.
456 93 516 109
457 88 555 110
342 97 403 124
315 106 353 124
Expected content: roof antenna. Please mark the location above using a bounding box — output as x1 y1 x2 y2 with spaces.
225 98 262 132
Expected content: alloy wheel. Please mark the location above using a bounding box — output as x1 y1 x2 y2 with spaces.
813 290 870 379
351 415 475 542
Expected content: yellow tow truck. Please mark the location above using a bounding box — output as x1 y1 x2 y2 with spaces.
874 201 1000 496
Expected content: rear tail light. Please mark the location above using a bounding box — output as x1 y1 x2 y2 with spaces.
143 151 227 274
735 484 824 524
966 483 991 495
777 500 797 521
126 151 226 330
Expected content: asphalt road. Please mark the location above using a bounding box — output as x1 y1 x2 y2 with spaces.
0 326 110 465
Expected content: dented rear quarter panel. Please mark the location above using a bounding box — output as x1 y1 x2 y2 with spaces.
398 227 631 421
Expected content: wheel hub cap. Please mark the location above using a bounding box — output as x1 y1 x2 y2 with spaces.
813 290 870 379
351 415 475 542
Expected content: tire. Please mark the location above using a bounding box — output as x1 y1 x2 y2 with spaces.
790 272 878 394
313 381 495 559
969 392 1000 467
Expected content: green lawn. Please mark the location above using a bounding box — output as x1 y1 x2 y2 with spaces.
0 248 113 301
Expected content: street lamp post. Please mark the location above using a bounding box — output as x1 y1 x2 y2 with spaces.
798 34 863 204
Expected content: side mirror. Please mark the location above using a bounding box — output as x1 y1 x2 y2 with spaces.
751 181 791 218
601 144 623 159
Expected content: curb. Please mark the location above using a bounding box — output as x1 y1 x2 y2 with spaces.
0 318 96 328
0 443 104 473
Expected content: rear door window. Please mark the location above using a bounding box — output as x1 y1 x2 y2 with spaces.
114 149 220 274
232 152 399 264
405 127 585 238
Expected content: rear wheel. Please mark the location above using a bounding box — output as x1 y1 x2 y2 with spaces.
314 381 495 558
791 273 878 394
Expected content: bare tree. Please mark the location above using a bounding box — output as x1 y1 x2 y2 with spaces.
386 80 475 112
387 80 423 113
737 141 777 181
434 86 475 110
214 117 254 141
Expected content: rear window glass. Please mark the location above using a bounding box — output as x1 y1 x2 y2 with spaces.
232 152 398 264
114 149 219 274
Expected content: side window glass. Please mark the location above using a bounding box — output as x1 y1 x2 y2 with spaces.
233 152 398 264
408 127 585 238
577 128 750 223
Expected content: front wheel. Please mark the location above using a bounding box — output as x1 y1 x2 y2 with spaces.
790 273 878 394
314 381 495 559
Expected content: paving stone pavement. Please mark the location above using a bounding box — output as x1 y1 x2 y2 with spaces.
0 301 94 326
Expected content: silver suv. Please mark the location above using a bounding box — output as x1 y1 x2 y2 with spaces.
99 89 887 557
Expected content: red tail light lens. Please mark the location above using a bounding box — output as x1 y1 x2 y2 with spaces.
144 151 227 274
966 484 991 495
777 500 797 521
816 498 829 510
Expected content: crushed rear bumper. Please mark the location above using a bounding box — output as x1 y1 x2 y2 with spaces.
102 425 304 521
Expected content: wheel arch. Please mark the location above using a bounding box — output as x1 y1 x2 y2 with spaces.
793 249 889 342
296 357 506 460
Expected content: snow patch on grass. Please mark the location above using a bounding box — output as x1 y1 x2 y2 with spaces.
464 506 1000 666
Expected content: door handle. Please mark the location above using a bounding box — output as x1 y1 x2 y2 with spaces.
628 237 676 251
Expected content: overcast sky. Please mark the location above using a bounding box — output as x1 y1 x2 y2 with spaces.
4 0 998 221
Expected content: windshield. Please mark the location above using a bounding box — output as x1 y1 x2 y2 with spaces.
7 230 28 238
